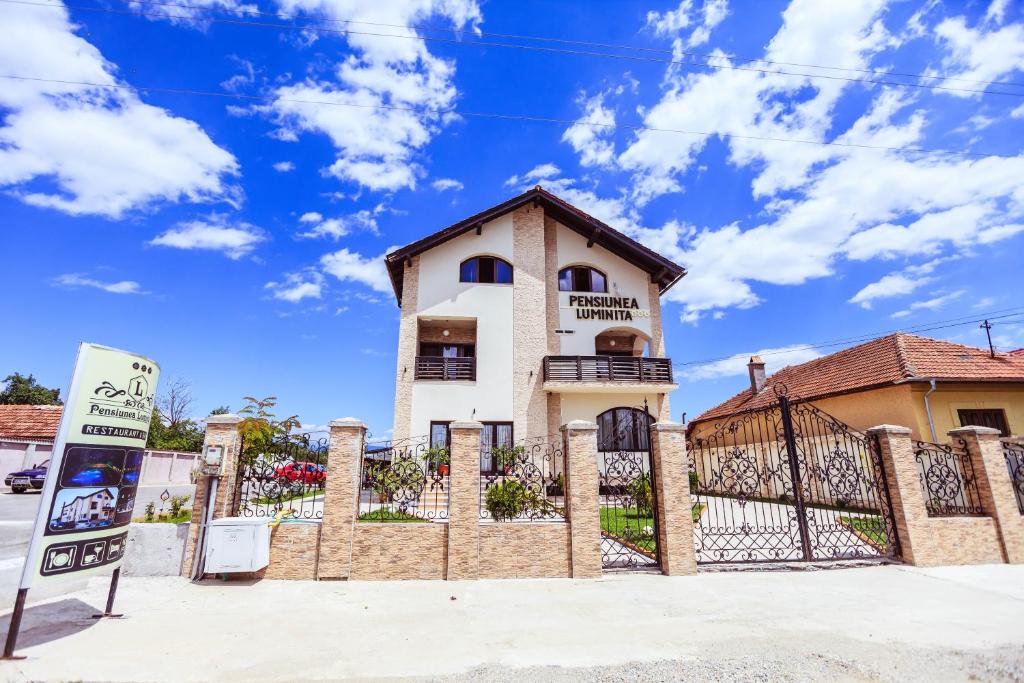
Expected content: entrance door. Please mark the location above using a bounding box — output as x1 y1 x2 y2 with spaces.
596 407 659 570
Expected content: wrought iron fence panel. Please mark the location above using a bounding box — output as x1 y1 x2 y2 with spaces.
913 439 985 517
359 436 448 522
599 408 660 569
236 433 328 519
479 436 566 522
1002 440 1024 515
788 402 899 561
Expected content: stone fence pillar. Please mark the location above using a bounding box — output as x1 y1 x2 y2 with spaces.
182 413 241 577
951 426 1024 564
562 420 601 578
866 424 926 565
650 421 697 576
447 420 482 580
317 418 367 580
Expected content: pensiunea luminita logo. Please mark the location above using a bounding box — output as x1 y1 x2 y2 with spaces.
86 361 156 427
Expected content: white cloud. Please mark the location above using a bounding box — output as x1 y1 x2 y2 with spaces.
220 57 256 92
647 0 728 47
53 273 145 295
431 178 464 192
689 0 729 47
934 15 1024 95
149 215 266 259
973 296 996 309
272 161 296 172
890 290 965 318
320 248 392 293
259 0 481 192
0 1 239 218
127 0 258 27
849 272 931 309
685 344 822 381
504 163 561 188
562 91 616 167
1011 103 1024 119
646 0 694 36
296 206 383 240
265 270 324 303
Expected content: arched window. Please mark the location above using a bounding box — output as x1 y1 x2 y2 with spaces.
558 265 607 293
596 407 652 452
460 256 513 284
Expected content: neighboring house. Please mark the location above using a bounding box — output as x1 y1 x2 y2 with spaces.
0 404 61 480
689 333 1024 441
384 186 686 450
58 487 115 525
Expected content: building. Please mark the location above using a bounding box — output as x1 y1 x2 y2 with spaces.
689 332 1024 441
57 488 115 525
384 187 685 450
0 404 61 480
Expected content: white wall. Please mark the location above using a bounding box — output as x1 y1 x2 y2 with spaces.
410 214 515 438
0 442 51 481
554 222 654 355
560 392 665 425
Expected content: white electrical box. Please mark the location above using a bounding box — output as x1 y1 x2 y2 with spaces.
205 517 271 573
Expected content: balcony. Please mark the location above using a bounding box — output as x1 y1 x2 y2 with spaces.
415 356 476 381
543 355 675 392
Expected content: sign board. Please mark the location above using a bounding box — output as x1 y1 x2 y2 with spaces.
563 294 651 321
19 343 160 587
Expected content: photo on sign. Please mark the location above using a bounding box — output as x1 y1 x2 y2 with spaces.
114 486 137 525
59 446 126 488
48 486 119 533
122 449 143 486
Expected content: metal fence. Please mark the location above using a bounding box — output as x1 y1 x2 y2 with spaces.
1003 440 1024 515
479 437 566 522
236 433 329 519
359 437 448 522
913 439 985 517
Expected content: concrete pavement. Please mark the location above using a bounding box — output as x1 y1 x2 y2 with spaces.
1 564 1023 681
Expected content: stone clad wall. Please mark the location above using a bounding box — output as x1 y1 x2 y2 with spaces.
350 524 448 580
478 523 571 579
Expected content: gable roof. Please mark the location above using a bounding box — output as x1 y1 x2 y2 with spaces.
384 186 686 305
692 333 1024 425
0 404 63 442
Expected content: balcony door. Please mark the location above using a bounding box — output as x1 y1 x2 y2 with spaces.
480 422 514 474
420 342 474 358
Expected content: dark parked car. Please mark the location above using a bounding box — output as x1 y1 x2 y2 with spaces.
5 460 49 493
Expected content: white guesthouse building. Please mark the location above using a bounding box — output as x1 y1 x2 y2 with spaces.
385 187 686 454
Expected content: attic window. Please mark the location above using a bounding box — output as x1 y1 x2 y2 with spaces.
558 266 607 293
460 256 513 284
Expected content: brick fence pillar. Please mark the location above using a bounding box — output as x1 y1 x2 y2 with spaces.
447 420 482 580
317 418 366 580
650 421 697 576
182 413 241 577
867 424 928 565
950 426 1024 564
563 420 601 578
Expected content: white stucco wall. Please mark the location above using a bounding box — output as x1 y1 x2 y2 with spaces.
409 214 515 438
554 222 654 355
559 392 667 425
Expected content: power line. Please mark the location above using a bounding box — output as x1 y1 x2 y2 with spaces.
2 73 1017 160
38 0 1024 90
674 307 1024 370
8 0 1024 99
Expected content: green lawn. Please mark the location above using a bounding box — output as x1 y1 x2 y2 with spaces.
252 486 325 506
838 515 888 547
600 504 706 553
357 509 429 523
133 509 192 524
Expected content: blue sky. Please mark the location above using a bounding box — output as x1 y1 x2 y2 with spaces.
2 0 1023 437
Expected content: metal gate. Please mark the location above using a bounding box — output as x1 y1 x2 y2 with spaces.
597 406 660 570
686 388 900 564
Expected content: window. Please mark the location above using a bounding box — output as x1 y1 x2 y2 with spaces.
558 265 607 293
460 256 513 284
419 342 475 358
429 422 451 451
596 408 652 452
957 409 1010 436
480 422 514 474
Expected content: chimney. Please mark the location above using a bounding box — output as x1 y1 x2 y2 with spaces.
748 355 766 393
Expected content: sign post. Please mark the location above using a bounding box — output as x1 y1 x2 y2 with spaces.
2 343 159 660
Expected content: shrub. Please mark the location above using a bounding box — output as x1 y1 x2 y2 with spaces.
688 470 700 491
629 473 653 517
144 502 156 522
490 444 525 472
169 495 191 517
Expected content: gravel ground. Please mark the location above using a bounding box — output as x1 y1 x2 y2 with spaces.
431 644 1024 682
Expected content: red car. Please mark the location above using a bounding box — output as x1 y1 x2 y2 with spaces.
274 462 326 486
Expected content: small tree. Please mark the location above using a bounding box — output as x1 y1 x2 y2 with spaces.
629 473 654 517
0 373 61 405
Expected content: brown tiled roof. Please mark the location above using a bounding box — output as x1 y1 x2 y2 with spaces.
692 333 1024 424
0 405 63 441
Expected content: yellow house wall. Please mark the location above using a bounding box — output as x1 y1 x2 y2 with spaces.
806 384 925 437
908 382 1024 440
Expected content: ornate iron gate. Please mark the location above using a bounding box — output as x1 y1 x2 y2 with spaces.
687 388 900 564
234 432 329 519
597 406 660 570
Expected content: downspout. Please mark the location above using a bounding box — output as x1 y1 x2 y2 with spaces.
923 379 938 442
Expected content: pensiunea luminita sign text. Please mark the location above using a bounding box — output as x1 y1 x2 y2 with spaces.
19 343 160 586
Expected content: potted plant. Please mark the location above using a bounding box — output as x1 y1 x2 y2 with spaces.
423 447 450 476
490 444 525 474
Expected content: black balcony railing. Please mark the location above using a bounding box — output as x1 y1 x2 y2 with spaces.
543 355 673 384
414 356 476 381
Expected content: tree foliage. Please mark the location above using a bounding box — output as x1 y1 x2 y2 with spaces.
0 373 62 405
146 377 204 452
237 396 302 464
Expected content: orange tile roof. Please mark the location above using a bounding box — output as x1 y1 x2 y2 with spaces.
0 405 63 441
692 333 1024 424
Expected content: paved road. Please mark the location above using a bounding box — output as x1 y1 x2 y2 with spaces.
0 489 43 522
2 564 1022 681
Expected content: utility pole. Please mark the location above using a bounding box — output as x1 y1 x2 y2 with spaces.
980 319 995 358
